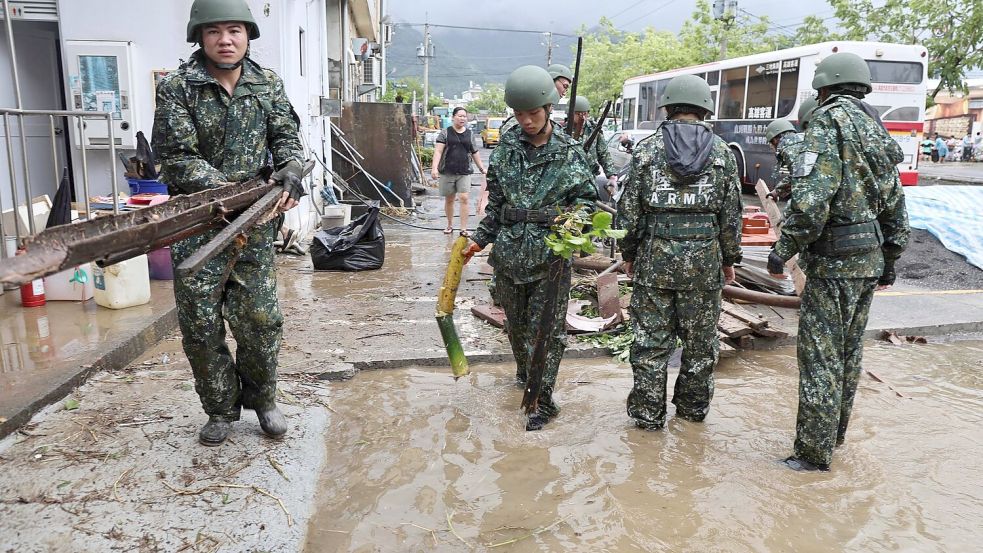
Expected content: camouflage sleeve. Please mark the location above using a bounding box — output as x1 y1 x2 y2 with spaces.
878 179 910 264
265 73 304 170
772 176 792 200
615 152 644 262
566 148 599 210
152 78 227 193
718 149 743 265
471 148 504 248
773 125 839 260
595 135 616 176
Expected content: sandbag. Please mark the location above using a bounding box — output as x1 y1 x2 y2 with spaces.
310 207 385 271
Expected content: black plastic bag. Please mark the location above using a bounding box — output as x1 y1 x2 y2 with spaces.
310 207 385 271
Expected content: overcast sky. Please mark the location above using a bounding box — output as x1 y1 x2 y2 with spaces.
387 0 833 35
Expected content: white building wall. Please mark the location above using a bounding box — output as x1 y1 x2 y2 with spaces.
0 0 327 235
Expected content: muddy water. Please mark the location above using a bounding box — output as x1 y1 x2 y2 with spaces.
305 341 983 552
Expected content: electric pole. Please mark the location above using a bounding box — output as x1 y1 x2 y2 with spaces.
544 32 553 65
417 23 434 116
713 0 737 61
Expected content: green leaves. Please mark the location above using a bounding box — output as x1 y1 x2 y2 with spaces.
64 398 80 411
545 209 626 260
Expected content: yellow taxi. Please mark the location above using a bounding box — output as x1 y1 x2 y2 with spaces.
480 117 505 148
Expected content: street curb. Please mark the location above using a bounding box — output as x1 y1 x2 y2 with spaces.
351 345 616 372
866 321 983 339
0 306 179 441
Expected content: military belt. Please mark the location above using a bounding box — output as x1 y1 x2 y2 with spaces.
810 220 883 257
645 212 719 240
500 206 560 226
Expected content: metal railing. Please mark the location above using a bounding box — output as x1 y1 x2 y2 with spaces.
0 108 119 259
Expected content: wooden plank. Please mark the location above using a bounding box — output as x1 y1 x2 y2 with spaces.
471 304 506 328
719 339 737 358
722 303 768 330
596 272 623 323
717 312 754 338
753 324 791 339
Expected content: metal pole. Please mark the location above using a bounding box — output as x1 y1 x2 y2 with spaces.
3 113 21 247
2 0 23 109
17 114 33 234
77 117 92 220
48 115 59 182
422 23 430 116
107 114 119 215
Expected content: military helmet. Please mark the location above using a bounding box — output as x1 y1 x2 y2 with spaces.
659 74 715 115
505 66 560 111
812 52 871 93
797 96 819 126
765 119 796 142
573 95 590 113
547 64 573 82
187 0 260 43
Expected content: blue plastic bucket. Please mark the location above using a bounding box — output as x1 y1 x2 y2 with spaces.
127 178 168 195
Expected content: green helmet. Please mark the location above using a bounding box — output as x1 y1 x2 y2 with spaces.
765 119 796 142
186 0 260 43
505 66 560 111
573 95 590 113
547 64 573 82
658 74 715 115
812 52 871 93
797 96 819 127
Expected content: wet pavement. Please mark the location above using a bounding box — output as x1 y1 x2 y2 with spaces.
305 341 983 552
917 161 983 185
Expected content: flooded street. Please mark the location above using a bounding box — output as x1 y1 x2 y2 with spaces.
306 341 983 552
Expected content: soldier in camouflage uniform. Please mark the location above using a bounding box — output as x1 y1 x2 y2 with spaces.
764 119 802 201
464 65 597 431
616 75 743 430
573 96 618 197
768 53 909 471
153 0 306 446
499 64 573 136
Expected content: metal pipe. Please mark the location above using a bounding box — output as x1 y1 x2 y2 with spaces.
17 114 33 235
3 113 21 247
77 117 92 220
107 114 119 215
2 0 23 109
722 285 801 309
48 114 59 182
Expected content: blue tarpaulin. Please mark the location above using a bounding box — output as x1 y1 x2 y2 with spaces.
903 185 983 269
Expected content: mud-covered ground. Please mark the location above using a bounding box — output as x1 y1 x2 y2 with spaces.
894 228 983 290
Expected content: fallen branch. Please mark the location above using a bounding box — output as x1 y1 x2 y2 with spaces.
446 509 470 548
112 468 133 502
267 454 290 481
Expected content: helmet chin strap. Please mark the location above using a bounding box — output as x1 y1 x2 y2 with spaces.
203 43 248 71
537 105 553 135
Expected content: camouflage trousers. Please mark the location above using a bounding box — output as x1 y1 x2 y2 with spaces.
628 285 721 428
496 267 572 418
794 277 876 466
170 221 284 422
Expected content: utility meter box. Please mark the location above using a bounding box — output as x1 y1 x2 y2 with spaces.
64 40 136 149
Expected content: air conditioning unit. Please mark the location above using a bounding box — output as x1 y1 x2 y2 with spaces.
362 56 380 86
0 0 58 21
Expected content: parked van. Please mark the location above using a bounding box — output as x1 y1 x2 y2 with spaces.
480 117 505 148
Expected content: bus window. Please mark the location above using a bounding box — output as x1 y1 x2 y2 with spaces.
707 70 719 86
622 98 635 130
867 61 923 84
776 59 800 117
746 62 780 119
719 66 747 119
883 106 919 121
709 90 718 120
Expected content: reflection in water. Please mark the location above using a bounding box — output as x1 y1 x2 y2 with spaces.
308 343 982 552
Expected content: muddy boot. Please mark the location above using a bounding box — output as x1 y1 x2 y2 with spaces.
199 418 232 446
835 435 845 447
525 412 550 431
782 456 830 472
634 419 664 431
256 406 287 438
515 370 527 387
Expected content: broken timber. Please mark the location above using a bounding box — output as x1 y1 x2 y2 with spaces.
0 173 275 286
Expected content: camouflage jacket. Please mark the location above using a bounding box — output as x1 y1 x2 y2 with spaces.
473 124 598 284
581 119 616 177
152 50 303 195
616 120 743 291
774 94 910 279
771 132 804 200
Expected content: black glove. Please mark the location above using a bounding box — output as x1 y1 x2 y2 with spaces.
878 259 896 286
272 160 306 201
767 250 786 275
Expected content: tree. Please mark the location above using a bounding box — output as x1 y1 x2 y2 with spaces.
379 77 442 112
467 84 507 115
829 0 983 98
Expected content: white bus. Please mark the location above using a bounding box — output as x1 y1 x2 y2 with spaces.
619 41 928 188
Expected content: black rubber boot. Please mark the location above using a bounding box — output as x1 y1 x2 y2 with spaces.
525 412 550 431
782 456 830 472
256 405 287 438
199 418 232 446
634 419 664 431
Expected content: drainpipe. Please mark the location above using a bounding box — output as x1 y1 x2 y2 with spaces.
341 0 350 102
379 0 386 96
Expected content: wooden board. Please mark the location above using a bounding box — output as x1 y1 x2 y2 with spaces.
717 312 755 338
721 302 768 330
596 272 624 323
471 304 506 328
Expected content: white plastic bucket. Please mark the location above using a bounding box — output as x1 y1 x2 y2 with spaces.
93 255 151 309
321 204 351 229
44 263 95 302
